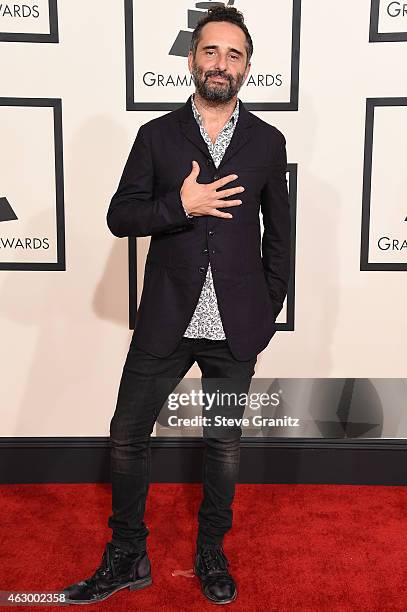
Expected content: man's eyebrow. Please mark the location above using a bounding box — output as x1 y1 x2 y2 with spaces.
201 44 244 56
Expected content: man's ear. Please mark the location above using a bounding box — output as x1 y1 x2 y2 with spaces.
188 51 193 74
244 61 251 82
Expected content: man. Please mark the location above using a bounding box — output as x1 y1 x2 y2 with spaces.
62 4 291 606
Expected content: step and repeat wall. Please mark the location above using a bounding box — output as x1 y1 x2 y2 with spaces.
0 0 406 439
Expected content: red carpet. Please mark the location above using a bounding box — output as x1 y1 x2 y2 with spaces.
1 483 407 610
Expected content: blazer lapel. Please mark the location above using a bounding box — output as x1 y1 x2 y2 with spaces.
218 101 254 168
177 95 255 164
178 96 210 159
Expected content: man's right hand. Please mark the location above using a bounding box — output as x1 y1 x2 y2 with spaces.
180 161 244 219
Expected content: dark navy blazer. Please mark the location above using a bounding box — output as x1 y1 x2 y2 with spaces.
107 95 291 361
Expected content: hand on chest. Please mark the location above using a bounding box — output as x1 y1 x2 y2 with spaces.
153 135 269 213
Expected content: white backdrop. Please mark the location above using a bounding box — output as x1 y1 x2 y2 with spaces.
0 0 406 437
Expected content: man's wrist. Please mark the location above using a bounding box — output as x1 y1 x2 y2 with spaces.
182 202 194 219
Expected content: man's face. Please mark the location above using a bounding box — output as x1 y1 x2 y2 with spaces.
188 21 251 103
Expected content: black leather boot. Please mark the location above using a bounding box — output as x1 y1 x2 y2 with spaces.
194 544 237 604
61 542 152 604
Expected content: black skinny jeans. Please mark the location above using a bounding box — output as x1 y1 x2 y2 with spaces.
108 335 257 553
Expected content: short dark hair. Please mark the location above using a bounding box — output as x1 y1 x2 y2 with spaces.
190 5 253 65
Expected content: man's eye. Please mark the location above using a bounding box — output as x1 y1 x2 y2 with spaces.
230 55 238 60
206 51 215 55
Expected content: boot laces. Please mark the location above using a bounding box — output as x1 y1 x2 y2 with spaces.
200 546 228 573
90 544 126 582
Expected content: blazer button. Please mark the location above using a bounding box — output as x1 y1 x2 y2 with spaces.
206 158 213 167
202 248 209 254
213 174 219 180
208 230 214 236
199 266 206 273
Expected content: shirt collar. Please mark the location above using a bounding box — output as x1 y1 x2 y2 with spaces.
191 93 239 129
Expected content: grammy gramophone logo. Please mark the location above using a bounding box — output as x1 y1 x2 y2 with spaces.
0 197 18 222
170 0 236 57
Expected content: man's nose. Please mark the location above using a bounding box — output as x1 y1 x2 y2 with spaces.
214 55 228 72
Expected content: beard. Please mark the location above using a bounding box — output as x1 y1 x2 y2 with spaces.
191 61 245 103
